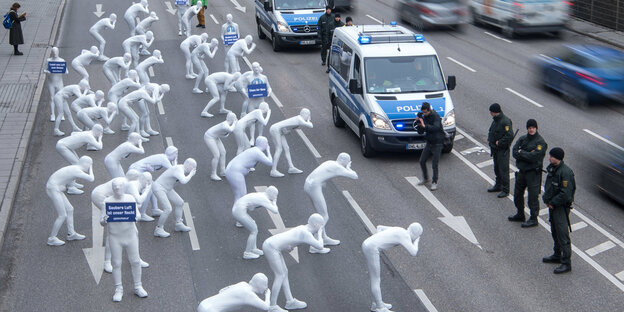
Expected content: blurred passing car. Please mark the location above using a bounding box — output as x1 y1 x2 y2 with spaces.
594 143 624 206
397 0 469 30
534 45 624 107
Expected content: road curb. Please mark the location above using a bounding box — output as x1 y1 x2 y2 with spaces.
0 0 67 253
566 24 624 50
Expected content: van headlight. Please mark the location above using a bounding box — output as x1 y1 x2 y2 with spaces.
371 113 391 130
443 110 455 127
277 22 291 33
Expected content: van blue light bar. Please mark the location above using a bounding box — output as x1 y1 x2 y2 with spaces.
358 35 372 44
414 34 425 42
390 21 397 26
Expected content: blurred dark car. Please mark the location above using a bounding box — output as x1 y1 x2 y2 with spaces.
396 0 469 30
595 144 624 206
329 0 352 10
535 45 624 107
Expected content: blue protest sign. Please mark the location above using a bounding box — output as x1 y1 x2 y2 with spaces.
105 202 136 222
248 83 268 98
224 34 238 46
175 0 187 5
48 61 66 74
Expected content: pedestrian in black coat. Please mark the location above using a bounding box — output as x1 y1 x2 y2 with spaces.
8 2 26 55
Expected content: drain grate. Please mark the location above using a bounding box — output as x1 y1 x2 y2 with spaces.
0 83 36 113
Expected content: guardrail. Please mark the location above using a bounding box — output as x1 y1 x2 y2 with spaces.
573 0 624 31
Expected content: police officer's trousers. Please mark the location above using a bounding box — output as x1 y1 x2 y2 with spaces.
492 149 510 193
549 206 571 265
513 170 541 219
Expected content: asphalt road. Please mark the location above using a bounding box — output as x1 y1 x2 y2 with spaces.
1 0 624 311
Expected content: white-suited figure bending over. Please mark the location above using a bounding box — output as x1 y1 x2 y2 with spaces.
71 46 100 84
201 71 240 118
262 213 326 311
153 158 197 238
124 0 149 36
197 273 271 312
270 108 313 177
182 2 202 37
204 112 237 181
103 53 132 86
53 80 90 136
362 223 422 312
181 33 209 79
225 35 256 73
233 102 271 155
89 13 116 61
77 102 117 135
135 12 159 55
233 186 279 260
122 31 154 67
104 132 145 179
225 136 272 202
191 38 219 93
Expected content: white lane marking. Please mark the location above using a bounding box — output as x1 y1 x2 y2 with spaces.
446 57 477 73
93 4 105 17
505 88 544 108
539 53 549 58
484 31 513 43
148 66 155 77
343 191 376 234
406 177 481 248
455 127 518 171
583 129 624 153
165 137 174 147
616 270 624 282
295 129 321 158
454 134 464 141
183 203 200 250
539 208 549 216
164 1 177 15
255 186 299 262
414 289 439 312
82 204 105 284
476 159 493 168
586 241 616 257
209 14 219 24
157 101 165 115
453 129 624 293
243 56 284 108
366 14 383 24
460 146 486 155
230 0 247 13
571 221 587 231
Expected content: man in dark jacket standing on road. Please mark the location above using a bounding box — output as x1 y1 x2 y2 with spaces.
508 119 547 227
542 147 575 274
325 14 344 73
416 102 444 191
487 103 514 198
318 5 333 66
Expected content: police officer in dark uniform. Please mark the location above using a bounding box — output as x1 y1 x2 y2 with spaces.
318 5 333 66
487 103 514 198
325 14 344 73
542 147 575 274
508 119 547 227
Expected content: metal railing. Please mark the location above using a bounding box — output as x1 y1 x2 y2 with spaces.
573 0 624 31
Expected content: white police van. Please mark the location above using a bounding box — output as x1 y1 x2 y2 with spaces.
256 0 328 51
328 23 457 157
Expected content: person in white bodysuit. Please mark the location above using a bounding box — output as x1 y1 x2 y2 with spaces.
55 124 102 194
181 2 202 37
124 0 149 36
197 273 271 312
233 102 271 155
46 156 94 246
101 178 148 302
136 49 163 86
153 158 197 238
104 132 145 178
138 83 168 137
225 136 273 202
89 13 116 61
191 38 219 93
225 35 256 73
103 53 132 86
204 112 237 181
71 46 100 84
77 102 117 134
108 69 141 105
269 108 313 177
201 71 240 118
71 90 104 115
117 86 159 136
53 80 90 136
232 186 279 260
362 223 422 312
304 153 358 251
134 12 159 55
239 62 271 117
180 33 209 79
175 0 190 36
122 31 154 67
262 213 326 311
221 14 240 48
43 47 68 121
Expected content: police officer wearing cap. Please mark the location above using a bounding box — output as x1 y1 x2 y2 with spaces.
542 147 575 274
508 119 547 227
318 5 333 67
487 103 514 198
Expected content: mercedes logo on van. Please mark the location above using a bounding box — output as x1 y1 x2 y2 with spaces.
304 25 310 32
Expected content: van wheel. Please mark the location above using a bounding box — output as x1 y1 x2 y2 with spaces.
257 21 266 39
331 98 345 128
271 32 281 52
442 142 453 153
502 22 516 38
471 9 483 26
360 126 375 158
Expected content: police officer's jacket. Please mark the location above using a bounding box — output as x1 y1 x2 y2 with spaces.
318 13 333 43
542 161 576 208
417 111 444 144
487 113 513 152
512 132 547 172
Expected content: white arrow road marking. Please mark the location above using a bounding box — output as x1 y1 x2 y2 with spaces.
82 204 105 284
93 4 105 18
230 0 247 13
183 203 200 250
164 1 177 15
255 186 299 263
405 177 481 248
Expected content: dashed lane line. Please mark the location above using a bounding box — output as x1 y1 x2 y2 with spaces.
366 14 383 24
484 31 513 43
342 190 376 234
165 136 174 147
414 289 439 312
183 202 200 250
505 87 544 108
586 241 616 257
296 129 321 158
209 14 219 24
157 101 165 115
446 57 477 73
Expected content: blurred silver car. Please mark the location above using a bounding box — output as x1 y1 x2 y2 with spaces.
397 0 469 30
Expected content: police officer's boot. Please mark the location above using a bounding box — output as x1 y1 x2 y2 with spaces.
487 185 501 192
542 254 561 263
554 264 571 274
521 217 538 228
507 213 525 222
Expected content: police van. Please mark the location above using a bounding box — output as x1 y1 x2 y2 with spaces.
255 0 328 51
328 23 457 157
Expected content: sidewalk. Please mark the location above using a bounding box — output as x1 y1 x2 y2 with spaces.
0 0 65 251
567 17 624 49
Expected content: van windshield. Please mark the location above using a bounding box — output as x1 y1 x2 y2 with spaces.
274 0 326 10
364 55 445 94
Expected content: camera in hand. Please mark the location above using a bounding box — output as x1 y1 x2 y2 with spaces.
416 112 424 119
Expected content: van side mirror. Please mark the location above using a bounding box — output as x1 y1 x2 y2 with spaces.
447 75 456 91
264 1 272 11
349 79 362 94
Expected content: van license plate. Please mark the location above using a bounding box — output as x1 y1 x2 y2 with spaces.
406 143 426 150
300 40 315 45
